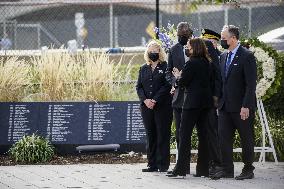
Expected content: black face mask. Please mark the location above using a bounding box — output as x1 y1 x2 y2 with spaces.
221 39 230 49
148 52 159 62
178 36 189 46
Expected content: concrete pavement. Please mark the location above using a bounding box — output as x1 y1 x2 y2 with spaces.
0 162 284 189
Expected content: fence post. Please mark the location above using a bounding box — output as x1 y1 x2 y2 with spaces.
198 12 202 33
109 3 113 48
114 16 119 48
156 0 159 39
37 23 41 50
248 6 252 38
14 20 17 50
224 6 228 25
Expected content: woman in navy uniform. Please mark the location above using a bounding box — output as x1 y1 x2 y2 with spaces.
201 28 222 56
136 40 173 172
167 38 213 178
200 28 223 176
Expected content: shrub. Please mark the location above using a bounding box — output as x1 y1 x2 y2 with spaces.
231 113 284 162
8 133 54 163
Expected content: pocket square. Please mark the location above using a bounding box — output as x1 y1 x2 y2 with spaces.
158 70 163 74
233 64 237 66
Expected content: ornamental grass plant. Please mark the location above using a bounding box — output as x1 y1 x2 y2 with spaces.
0 57 31 101
0 51 136 102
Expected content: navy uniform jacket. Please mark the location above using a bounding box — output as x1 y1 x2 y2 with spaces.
218 46 257 112
136 62 172 107
177 57 213 109
203 39 222 99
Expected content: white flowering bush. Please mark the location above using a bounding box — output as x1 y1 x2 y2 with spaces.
249 46 276 98
241 38 283 100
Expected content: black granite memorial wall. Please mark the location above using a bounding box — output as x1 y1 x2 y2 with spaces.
0 102 146 154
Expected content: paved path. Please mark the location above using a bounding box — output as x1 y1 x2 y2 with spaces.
0 162 283 189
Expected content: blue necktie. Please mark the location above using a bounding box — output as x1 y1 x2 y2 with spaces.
225 52 233 77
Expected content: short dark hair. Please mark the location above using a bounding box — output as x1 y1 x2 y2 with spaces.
223 25 239 40
177 22 193 35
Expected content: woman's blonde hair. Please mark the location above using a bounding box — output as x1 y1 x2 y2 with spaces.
144 40 167 65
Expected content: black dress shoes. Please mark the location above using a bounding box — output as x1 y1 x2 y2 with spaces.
235 172 254 180
166 171 186 178
158 168 168 172
142 167 158 172
193 173 209 177
167 170 173 174
210 171 234 180
209 165 217 177
167 170 190 175
210 166 234 180
235 164 255 180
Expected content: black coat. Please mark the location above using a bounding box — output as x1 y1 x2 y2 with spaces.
167 40 221 108
203 39 222 98
218 46 257 112
177 57 213 109
136 62 172 107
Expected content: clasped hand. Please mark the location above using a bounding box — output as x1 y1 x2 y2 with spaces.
144 99 156 109
172 67 182 78
240 107 250 120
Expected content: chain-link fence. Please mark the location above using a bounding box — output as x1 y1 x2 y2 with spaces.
0 0 283 51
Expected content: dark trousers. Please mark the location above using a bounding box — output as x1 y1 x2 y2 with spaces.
218 109 255 171
174 108 210 175
140 104 173 170
207 108 221 166
173 108 182 147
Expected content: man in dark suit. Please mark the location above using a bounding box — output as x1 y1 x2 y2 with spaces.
166 22 193 174
211 25 257 180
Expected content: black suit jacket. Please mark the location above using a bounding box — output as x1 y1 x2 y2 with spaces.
166 43 186 108
167 40 221 108
218 45 257 112
136 62 172 107
204 39 222 99
177 57 213 110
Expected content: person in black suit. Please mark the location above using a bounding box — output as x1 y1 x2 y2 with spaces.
167 38 213 178
167 22 192 151
166 22 193 174
136 40 173 172
200 29 223 177
210 25 257 180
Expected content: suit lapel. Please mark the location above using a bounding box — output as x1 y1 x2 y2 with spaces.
226 46 242 79
177 43 185 66
220 53 227 81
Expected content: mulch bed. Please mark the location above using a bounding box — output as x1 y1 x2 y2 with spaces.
0 152 146 166
0 153 197 166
